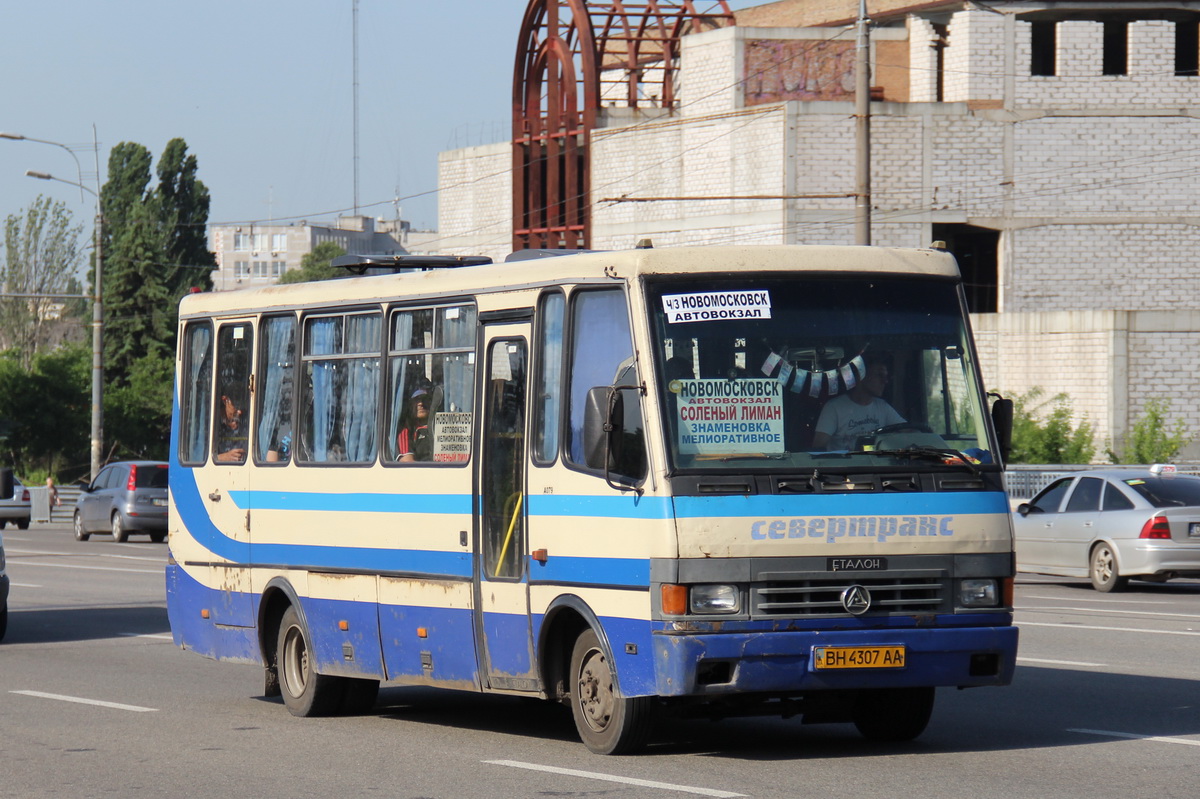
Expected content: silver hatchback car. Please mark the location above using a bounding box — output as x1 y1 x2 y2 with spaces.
73 461 169 543
1014 466 1200 591
0 475 31 530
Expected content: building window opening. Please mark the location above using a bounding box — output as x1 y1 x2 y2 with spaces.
1030 20 1057 76
1103 21 1129 76
1177 21 1199 76
932 22 949 101
932 224 999 313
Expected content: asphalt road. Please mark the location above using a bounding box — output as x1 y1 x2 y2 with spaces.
3 523 1199 798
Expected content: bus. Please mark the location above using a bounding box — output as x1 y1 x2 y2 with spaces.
166 244 1018 754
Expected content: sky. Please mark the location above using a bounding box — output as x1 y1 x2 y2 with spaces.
0 0 761 238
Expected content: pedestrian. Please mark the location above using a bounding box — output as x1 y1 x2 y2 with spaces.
46 477 60 507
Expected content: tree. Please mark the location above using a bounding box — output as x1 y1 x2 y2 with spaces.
1 196 86 366
105 351 174 461
1108 399 1189 464
0 343 90 479
99 138 216 386
277 241 347 283
1008 387 1096 464
152 138 216 298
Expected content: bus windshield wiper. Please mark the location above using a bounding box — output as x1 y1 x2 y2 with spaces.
866 446 981 476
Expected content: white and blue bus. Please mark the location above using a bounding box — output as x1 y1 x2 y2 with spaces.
167 244 1018 754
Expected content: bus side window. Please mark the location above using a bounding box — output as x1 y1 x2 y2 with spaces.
214 323 253 465
300 312 381 464
566 289 646 482
533 291 565 464
256 315 296 463
179 322 213 465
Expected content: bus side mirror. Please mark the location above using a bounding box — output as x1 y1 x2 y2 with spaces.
0 468 11 501
991 396 1013 463
582 387 612 471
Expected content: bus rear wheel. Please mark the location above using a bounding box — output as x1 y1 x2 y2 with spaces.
568 629 652 755
277 606 341 717
852 687 935 742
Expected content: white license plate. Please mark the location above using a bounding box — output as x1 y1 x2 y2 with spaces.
153 498 167 507
1189 523 1200 538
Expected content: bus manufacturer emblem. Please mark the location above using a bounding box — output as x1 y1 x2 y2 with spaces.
840 585 872 615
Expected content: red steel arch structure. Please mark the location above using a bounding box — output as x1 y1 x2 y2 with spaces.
512 0 734 251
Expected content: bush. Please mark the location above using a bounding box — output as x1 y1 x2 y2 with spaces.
1108 398 1189 464
1008 387 1096 464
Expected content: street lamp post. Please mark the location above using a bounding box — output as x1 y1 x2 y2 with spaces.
5 130 105 481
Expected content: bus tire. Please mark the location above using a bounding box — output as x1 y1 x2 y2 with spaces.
852 687 935 742
569 628 652 755
277 606 341 717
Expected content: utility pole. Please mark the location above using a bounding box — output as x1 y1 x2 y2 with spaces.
352 0 360 216
854 0 872 245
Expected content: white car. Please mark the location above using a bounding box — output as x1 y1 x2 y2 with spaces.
0 476 31 530
0 530 7 641
1014 466 1200 592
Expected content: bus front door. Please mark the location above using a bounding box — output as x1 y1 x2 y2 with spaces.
475 329 537 691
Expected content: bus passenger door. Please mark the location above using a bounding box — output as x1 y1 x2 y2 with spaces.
475 327 537 690
203 320 255 627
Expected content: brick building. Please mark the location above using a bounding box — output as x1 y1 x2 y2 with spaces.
435 0 1200 457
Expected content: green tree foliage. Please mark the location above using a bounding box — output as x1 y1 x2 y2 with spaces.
0 343 90 479
105 352 175 461
277 241 346 284
100 138 216 386
1108 398 1190 464
1 196 86 366
152 138 216 297
1009 387 1096 464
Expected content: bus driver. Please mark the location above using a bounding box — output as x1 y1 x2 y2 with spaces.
811 358 904 451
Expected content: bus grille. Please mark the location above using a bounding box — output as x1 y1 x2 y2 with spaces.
752 575 947 618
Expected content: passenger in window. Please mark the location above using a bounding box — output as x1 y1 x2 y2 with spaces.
266 428 292 462
811 358 904 451
398 385 436 462
216 394 248 462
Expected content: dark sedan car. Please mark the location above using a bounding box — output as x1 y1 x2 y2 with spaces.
73 461 169 542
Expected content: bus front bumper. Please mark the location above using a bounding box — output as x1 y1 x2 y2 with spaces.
652 621 1018 697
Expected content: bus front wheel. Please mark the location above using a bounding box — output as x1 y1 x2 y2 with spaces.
277 606 341 717
568 629 652 755
852 687 935 742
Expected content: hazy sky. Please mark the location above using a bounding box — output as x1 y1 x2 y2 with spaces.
0 1 761 236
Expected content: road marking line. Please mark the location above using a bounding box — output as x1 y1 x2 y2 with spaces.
8 548 165 564
485 760 747 798
1018 657 1105 667
11 690 157 713
1017 605 1200 620
119 633 173 640
10 582 43 588
1021 621 1200 637
1023 595 1173 605
1070 729 1200 747
13 561 161 575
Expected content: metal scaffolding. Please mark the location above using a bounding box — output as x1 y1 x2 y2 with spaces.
512 1 733 251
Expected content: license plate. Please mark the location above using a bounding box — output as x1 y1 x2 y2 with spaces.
1190 523 1200 538
813 645 906 670
153 498 167 507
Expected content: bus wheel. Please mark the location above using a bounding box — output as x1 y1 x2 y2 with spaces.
277 606 341 717
569 629 652 754
852 687 935 742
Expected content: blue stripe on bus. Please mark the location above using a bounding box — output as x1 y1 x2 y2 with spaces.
526 555 649 587
671 491 1009 518
526 493 674 519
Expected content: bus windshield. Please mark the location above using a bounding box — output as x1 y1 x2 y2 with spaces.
646 275 995 471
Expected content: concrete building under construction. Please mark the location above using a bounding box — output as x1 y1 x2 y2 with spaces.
436 0 1200 457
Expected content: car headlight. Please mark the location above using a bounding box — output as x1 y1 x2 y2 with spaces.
959 578 998 607
690 584 741 614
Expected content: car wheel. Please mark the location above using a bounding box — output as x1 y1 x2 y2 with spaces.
0 600 7 642
73 511 90 542
150 532 166 544
0 520 6 530
16 518 29 530
277 606 342 717
568 628 653 754
853 687 936 742
1090 542 1128 592
111 513 127 543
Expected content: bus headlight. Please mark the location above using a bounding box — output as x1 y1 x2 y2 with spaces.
690 584 740 614
959 578 998 607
